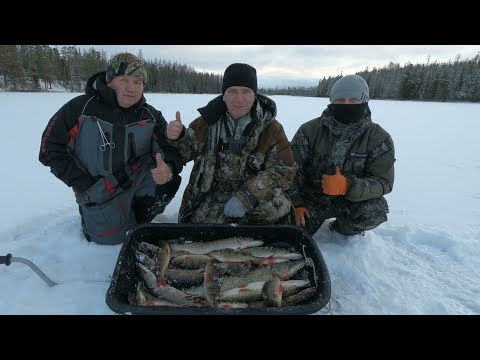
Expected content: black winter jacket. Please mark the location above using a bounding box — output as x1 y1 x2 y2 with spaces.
39 71 183 193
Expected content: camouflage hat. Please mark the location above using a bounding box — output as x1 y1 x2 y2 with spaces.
106 52 147 84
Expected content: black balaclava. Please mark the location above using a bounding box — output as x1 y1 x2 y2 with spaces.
329 74 370 124
329 103 368 124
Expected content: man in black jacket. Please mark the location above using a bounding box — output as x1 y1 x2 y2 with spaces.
39 52 183 245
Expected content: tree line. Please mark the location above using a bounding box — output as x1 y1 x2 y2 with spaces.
0 45 224 93
1 45 479 102
316 53 480 102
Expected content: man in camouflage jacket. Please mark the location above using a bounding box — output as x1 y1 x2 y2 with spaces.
290 74 395 237
167 63 298 224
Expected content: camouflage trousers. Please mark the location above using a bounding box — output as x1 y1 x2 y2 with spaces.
76 171 181 245
302 196 389 236
188 190 293 224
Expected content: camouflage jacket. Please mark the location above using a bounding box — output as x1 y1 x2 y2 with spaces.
171 94 298 223
289 104 395 206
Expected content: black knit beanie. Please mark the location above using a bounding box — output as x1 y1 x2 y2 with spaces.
222 63 258 94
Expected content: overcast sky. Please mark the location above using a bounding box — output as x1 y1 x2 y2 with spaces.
70 45 480 87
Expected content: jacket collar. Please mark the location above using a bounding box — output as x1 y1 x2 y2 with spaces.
85 71 147 110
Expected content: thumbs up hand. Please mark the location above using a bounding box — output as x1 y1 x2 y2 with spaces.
321 166 348 196
167 111 184 140
151 153 173 185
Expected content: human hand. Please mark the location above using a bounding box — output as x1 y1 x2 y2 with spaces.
295 207 311 228
167 111 183 140
224 196 246 218
321 166 347 195
151 153 173 185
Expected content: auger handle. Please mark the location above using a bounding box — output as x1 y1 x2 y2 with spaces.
0 254 13 266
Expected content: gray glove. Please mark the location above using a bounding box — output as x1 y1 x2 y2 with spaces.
224 196 246 218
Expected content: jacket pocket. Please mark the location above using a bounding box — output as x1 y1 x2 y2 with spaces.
350 152 368 175
78 176 121 205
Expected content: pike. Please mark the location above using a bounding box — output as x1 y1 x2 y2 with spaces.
136 263 205 307
219 266 274 293
213 262 253 277
136 242 171 280
217 281 266 303
154 241 171 280
217 302 249 309
262 277 282 307
166 268 204 288
271 260 306 280
262 279 311 307
282 287 318 306
182 285 205 297
203 260 222 307
219 260 306 293
129 281 182 307
138 242 159 258
239 247 304 260
135 250 156 272
282 280 312 297
170 237 264 255
141 293 183 307
209 249 289 265
217 279 311 305
170 254 212 269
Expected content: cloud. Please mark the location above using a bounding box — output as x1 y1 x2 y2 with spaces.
71 45 480 86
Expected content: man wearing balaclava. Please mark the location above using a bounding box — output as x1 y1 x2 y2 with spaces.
39 52 183 245
289 74 396 239
166 63 298 224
